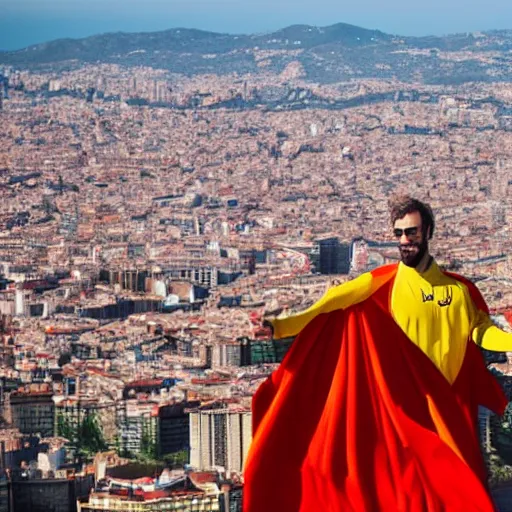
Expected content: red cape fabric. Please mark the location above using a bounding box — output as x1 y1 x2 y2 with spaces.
243 267 507 512
505 311 512 329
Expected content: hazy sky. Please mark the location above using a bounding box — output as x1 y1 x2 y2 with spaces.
1 0 511 51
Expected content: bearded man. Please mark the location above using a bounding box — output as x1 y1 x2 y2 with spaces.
243 196 512 512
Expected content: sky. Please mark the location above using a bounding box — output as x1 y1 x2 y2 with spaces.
1 0 512 51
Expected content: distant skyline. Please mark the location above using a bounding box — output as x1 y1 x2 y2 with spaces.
1 0 512 51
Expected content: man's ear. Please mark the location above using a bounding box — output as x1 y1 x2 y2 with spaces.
426 225 432 240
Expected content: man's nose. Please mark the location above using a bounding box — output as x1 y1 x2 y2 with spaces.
400 234 409 245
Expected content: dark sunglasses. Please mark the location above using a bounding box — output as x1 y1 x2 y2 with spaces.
393 226 420 238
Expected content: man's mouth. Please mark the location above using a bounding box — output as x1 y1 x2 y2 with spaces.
398 240 427 268
400 245 418 253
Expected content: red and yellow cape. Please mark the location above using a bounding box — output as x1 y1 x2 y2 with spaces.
243 265 506 512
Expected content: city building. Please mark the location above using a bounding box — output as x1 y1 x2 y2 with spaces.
158 401 200 458
9 388 55 437
11 468 93 512
317 237 351 275
189 406 252 474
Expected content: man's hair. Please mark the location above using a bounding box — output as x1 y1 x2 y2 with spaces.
389 195 435 240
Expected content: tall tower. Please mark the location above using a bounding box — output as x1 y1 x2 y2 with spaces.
494 157 510 200
14 284 24 317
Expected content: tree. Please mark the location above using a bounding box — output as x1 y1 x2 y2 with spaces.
485 447 512 487
78 413 108 457
56 413 76 443
163 449 189 468
139 419 157 461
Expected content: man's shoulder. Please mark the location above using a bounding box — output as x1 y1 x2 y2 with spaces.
443 270 488 312
442 270 474 289
370 263 399 279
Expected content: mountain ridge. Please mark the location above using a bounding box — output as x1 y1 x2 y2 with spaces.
2 22 512 85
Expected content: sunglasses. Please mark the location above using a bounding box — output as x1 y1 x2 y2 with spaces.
393 226 420 238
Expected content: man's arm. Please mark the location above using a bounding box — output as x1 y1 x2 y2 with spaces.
463 281 512 351
446 272 512 352
472 308 512 351
271 272 375 339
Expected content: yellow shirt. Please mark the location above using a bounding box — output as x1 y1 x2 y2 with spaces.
272 261 512 383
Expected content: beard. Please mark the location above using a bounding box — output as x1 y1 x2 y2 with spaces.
399 239 428 268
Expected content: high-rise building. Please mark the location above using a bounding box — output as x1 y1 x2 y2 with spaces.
317 237 351 275
189 407 252 474
158 401 199 457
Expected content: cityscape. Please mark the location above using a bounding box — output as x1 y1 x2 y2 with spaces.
0 18 512 512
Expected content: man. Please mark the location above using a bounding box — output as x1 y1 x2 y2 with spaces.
243 196 512 512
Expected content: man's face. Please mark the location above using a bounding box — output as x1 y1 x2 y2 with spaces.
393 211 428 268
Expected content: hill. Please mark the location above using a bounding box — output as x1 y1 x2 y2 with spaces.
2 23 512 84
